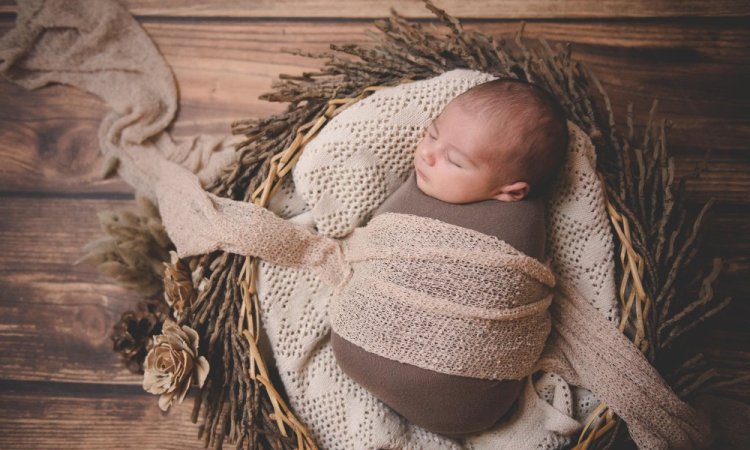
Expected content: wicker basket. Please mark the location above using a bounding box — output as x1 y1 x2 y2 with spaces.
216 4 725 447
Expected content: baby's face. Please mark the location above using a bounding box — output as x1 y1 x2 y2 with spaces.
414 99 514 204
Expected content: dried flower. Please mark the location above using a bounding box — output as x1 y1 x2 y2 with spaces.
142 319 209 411
74 193 174 295
163 251 196 322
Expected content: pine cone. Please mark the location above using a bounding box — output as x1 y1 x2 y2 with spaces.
163 251 196 323
111 296 171 374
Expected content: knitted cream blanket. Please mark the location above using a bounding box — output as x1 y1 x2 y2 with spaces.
0 1 710 449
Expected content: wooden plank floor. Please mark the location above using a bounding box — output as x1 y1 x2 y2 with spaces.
1 1 749 448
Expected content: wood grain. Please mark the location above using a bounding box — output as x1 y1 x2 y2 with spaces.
0 196 146 383
0 380 207 450
0 1 748 447
1 18 748 198
2 0 749 19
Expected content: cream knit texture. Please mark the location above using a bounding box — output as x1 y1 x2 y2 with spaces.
0 2 710 449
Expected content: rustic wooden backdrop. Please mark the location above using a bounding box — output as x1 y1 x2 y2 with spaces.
0 1 748 449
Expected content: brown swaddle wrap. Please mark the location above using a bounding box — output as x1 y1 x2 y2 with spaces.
331 207 555 383
331 171 546 435
0 2 711 448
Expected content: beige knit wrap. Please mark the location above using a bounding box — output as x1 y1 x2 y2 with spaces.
0 1 711 449
335 212 555 380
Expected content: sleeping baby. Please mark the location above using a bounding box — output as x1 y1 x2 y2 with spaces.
330 78 569 437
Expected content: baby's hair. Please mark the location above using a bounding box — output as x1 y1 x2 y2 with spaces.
454 78 569 199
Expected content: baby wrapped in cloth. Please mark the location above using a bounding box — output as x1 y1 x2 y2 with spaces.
331 170 547 436
328 76 561 437
331 79 568 437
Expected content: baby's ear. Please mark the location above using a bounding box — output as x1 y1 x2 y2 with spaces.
493 181 529 202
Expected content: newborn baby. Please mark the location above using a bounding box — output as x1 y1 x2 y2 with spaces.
331 78 569 437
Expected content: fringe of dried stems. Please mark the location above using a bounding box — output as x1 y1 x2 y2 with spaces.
84 0 736 449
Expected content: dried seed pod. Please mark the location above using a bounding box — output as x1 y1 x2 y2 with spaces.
76 196 175 295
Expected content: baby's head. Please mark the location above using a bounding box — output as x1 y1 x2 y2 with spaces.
414 78 568 203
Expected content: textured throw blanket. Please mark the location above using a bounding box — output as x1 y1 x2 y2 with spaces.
0 1 711 449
